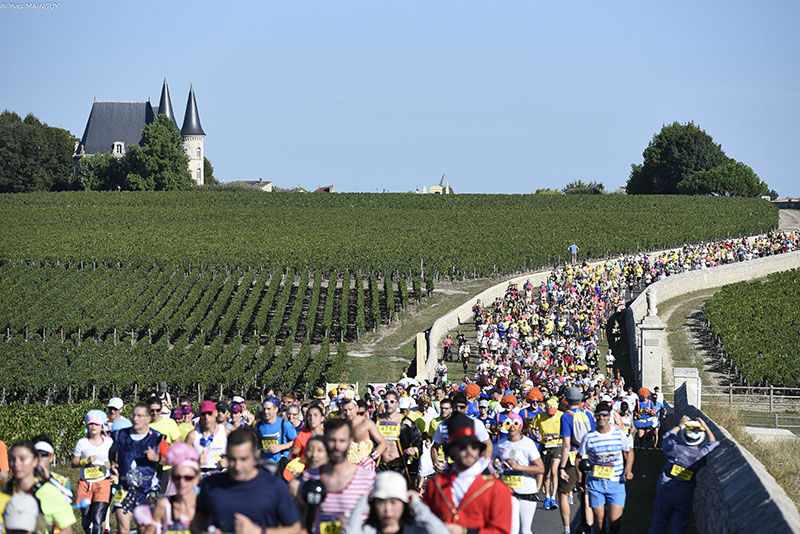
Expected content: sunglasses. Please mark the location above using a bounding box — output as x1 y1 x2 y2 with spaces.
595 412 611 418
384 400 397 404
36 451 52 457
149 409 161 414
107 407 120 412
357 411 366 416
172 474 197 482
502 420 522 430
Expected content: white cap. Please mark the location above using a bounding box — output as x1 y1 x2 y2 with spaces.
232 395 245 404
33 441 54 455
398 397 413 410
108 397 124 409
4 492 40 532
370 471 409 502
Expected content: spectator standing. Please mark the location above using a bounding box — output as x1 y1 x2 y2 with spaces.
568 243 580 264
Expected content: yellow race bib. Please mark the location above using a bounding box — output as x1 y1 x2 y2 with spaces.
592 465 614 479
84 466 105 480
261 439 279 449
378 423 400 439
113 489 127 504
166 530 190 534
320 521 341 534
670 464 694 481
503 475 523 489
568 450 578 465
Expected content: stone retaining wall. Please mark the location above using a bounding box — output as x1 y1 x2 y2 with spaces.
673 382 800 532
627 250 800 389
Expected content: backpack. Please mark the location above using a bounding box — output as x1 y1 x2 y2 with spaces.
567 408 593 449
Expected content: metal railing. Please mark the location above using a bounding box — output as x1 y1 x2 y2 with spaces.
739 411 800 432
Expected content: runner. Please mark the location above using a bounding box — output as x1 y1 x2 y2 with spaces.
558 387 596 534
192 429 301 534
494 413 544 534
294 418 376 534
377 390 423 486
72 410 113 534
578 402 633 534
633 388 658 449
532 396 563 511
255 396 297 469
109 402 164 534
339 398 386 470
107 397 131 428
185 400 228 477
140 442 200 534
291 404 326 460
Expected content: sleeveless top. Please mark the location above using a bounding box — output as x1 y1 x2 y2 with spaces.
163 496 192 534
192 429 227 470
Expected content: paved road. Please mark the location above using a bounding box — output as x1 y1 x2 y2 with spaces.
532 494 581 533
779 208 800 232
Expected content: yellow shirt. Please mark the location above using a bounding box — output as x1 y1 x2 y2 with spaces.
533 411 564 448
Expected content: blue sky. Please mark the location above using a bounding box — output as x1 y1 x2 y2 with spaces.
1 1 798 195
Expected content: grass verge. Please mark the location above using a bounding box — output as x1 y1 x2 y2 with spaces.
704 403 800 507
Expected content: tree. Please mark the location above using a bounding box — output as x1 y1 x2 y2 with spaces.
203 157 218 185
627 121 728 194
534 188 562 195
77 153 127 190
124 115 191 191
677 160 768 197
0 110 78 193
563 180 606 195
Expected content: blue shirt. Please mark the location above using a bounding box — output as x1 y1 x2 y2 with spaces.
659 430 720 487
578 428 629 482
109 428 163 491
197 469 300 532
560 408 596 451
254 418 297 462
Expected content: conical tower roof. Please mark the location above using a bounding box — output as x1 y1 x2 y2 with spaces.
439 173 451 190
181 85 205 136
157 78 177 128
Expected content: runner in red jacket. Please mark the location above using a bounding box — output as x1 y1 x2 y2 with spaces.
423 413 512 534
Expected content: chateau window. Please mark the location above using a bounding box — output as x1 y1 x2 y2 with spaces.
196 147 201 158
113 142 125 155
196 169 201 181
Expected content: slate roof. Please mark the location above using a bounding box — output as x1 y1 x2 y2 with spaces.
181 85 205 136
77 101 155 155
157 79 177 128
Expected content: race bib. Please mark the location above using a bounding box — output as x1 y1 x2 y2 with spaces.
319 521 341 534
262 439 279 449
83 466 105 480
568 450 578 465
378 422 400 439
166 530 190 534
113 489 127 504
670 464 694 481
592 465 614 479
503 475 522 489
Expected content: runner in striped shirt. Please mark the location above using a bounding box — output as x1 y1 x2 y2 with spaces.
295 418 375 534
578 402 633 534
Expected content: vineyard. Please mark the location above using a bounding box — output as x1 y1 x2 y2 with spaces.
705 268 800 386
0 192 779 402
0 264 422 402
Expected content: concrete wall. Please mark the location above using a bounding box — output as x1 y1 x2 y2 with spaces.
673 382 800 533
628 250 800 388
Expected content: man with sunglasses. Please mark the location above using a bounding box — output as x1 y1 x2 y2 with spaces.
185 401 228 477
577 401 633 534
109 402 164 534
377 390 422 486
424 413 512 534
148 397 181 446
494 413 544 534
32 436 73 504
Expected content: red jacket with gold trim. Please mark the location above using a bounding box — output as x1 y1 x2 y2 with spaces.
422 470 512 534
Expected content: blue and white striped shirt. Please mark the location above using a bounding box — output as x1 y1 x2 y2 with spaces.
578 428 629 482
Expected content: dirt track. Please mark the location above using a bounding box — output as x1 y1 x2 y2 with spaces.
779 208 800 231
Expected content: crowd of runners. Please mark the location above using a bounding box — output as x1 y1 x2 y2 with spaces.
0 230 796 534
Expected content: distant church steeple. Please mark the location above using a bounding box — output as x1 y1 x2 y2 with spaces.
157 78 177 128
181 85 205 136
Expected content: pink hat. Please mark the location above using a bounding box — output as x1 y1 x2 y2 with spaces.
165 441 200 472
86 412 104 426
199 400 216 414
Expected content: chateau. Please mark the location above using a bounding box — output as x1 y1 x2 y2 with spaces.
73 79 207 185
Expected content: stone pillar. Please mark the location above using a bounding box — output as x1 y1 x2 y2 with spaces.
415 332 427 379
638 313 667 390
674 367 702 410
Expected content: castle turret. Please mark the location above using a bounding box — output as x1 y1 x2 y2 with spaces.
157 78 177 128
181 85 206 185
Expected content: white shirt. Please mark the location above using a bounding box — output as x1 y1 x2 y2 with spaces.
494 435 541 494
